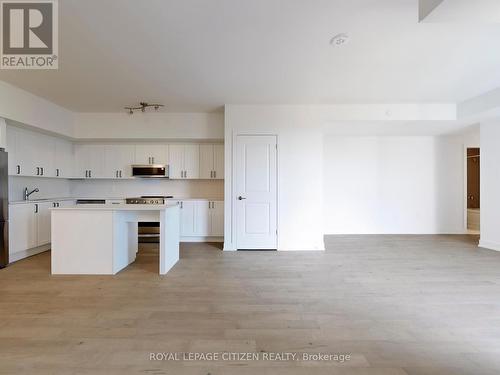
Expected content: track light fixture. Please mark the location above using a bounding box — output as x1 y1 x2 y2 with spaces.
125 102 164 115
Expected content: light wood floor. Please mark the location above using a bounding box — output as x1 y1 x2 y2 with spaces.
2 235 500 374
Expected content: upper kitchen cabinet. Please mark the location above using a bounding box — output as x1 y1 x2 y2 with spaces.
104 145 135 178
54 138 74 178
6 126 20 176
169 144 199 179
6 127 52 177
7 126 72 178
75 144 106 178
199 144 224 179
134 145 168 165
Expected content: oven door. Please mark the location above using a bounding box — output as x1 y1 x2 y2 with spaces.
132 165 168 178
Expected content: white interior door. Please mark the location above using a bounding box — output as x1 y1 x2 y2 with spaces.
235 135 277 250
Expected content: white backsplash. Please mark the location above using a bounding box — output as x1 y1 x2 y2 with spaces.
69 179 224 200
9 176 72 202
8 176 224 202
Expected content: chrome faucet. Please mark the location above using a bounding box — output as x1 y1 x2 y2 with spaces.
24 188 39 201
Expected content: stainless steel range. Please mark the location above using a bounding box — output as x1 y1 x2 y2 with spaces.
126 195 173 205
126 196 174 243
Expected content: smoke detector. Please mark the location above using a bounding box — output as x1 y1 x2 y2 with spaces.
330 33 350 47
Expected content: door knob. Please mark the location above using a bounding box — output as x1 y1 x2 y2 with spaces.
238 196 246 200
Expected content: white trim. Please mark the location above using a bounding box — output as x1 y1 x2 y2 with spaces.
9 244 51 263
180 236 223 243
479 240 500 252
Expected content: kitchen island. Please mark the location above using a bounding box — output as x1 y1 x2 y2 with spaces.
51 204 180 275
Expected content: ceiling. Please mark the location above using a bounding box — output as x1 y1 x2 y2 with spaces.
1 0 500 113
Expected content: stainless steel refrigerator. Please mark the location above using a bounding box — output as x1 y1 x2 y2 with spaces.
0 149 8 268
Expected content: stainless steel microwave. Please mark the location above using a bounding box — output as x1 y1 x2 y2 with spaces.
131 165 169 178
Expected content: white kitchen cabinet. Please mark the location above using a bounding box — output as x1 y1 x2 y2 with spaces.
169 144 199 179
37 135 55 178
36 202 52 246
75 144 106 178
179 200 197 237
199 145 224 179
105 145 135 178
7 127 70 178
135 145 168 165
179 200 224 238
213 145 224 180
210 201 224 236
199 145 213 179
6 126 20 176
8 127 37 177
195 201 211 236
9 200 76 259
9 204 37 254
54 138 74 178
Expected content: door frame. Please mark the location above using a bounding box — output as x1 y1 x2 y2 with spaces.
232 133 279 250
464 146 480 233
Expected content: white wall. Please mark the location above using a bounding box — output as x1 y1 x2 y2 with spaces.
70 179 223 200
0 81 74 137
9 177 72 202
74 112 224 140
323 135 470 234
479 120 500 251
224 105 325 251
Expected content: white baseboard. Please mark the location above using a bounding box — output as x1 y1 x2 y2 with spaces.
9 244 51 263
180 236 224 243
478 240 500 252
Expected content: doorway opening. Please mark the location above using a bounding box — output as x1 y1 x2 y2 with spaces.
466 148 480 234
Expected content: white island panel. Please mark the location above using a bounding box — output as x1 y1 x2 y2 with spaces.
51 204 180 275
51 210 115 274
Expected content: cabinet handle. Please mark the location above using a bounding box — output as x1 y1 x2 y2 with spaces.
119 171 122 178
89 170 92 178
35 204 38 213
152 157 155 164
184 170 187 178
85 170 88 178
57 203 60 207
214 171 216 178
41 167 44 176
180 202 183 209
56 168 60 177
53 202 56 208
16 165 20 175
115 171 118 178
36 167 40 176
210 171 213 178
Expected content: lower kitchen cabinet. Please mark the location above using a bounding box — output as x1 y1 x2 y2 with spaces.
36 202 52 246
179 200 224 240
9 204 37 254
9 200 76 260
210 201 224 236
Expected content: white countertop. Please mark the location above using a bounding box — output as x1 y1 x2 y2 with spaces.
9 197 76 205
9 197 223 205
51 203 180 211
